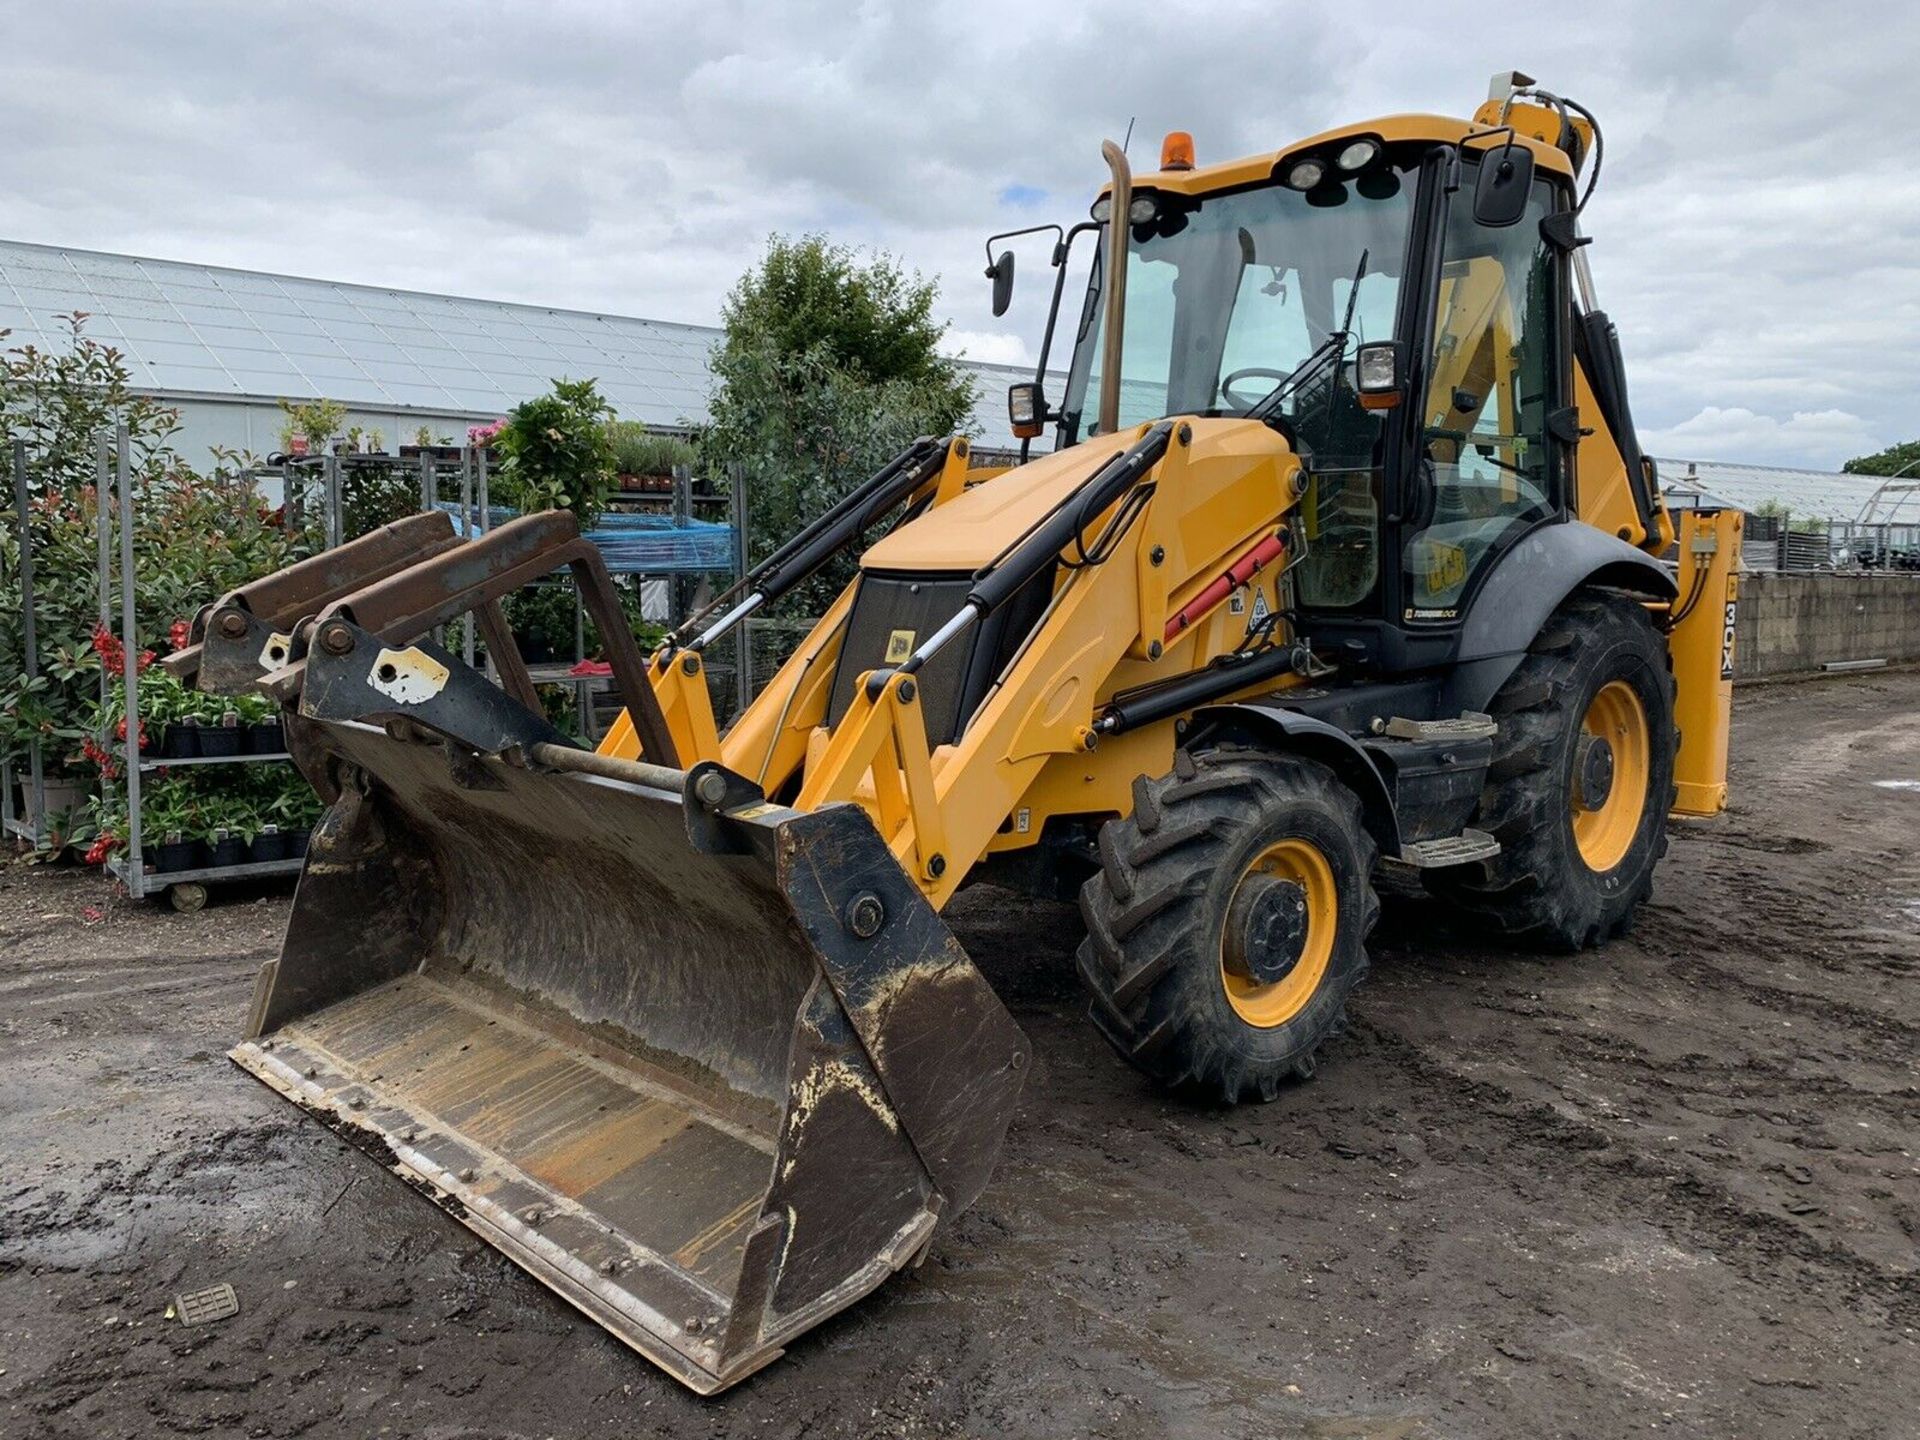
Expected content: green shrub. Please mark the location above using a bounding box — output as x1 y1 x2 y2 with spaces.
606 421 696 478
492 378 615 528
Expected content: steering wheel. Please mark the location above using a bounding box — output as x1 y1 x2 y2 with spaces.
1220 366 1293 414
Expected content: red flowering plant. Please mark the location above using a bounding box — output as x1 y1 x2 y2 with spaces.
3 316 315 807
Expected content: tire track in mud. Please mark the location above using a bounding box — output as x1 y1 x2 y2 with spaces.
1349 1014 1920 1334
1659 954 1920 1061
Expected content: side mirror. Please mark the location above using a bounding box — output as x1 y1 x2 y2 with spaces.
1008 381 1047 439
1472 140 1534 227
987 249 1016 317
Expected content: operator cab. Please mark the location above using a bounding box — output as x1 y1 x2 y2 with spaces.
993 100 1587 676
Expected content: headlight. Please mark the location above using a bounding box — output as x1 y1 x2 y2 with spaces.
1335 139 1380 171
1007 382 1047 438
1128 194 1160 225
1354 341 1405 410
1356 343 1399 391
1091 196 1112 222
1284 157 1326 190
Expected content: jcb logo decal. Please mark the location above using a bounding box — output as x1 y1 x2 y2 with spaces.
884 628 917 664
1719 576 1738 680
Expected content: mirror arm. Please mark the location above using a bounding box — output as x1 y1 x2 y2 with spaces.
984 223 1064 267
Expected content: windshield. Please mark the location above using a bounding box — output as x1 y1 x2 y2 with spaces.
1062 164 1416 464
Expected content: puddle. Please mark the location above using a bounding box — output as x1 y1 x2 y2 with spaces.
1871 780 1920 791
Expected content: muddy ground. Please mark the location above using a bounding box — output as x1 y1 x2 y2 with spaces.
2 671 1915 1439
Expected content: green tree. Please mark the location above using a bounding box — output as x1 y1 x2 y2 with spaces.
1 312 180 493
1842 439 1920 477
703 235 976 613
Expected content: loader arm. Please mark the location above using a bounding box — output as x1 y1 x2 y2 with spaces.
786 418 1308 906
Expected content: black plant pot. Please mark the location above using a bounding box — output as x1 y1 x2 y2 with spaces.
247 720 285 755
286 827 312 859
161 723 199 759
197 726 244 759
155 838 200 873
207 835 248 869
249 829 289 863
141 845 158 872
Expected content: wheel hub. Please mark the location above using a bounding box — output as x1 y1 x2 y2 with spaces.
1223 875 1310 986
1575 733 1615 811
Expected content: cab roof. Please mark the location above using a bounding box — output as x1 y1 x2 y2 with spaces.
1105 112 1578 199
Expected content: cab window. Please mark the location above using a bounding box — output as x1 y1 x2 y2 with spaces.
1401 171 1560 620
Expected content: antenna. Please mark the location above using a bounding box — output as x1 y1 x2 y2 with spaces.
1121 116 1135 154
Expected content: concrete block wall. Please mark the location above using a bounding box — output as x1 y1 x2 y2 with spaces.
1736 572 1920 678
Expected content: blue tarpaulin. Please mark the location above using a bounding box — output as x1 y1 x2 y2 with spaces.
436 503 735 575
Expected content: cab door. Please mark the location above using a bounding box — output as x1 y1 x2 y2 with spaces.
1399 167 1564 623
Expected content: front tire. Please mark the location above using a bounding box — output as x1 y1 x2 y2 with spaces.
1425 590 1677 949
1076 750 1379 1103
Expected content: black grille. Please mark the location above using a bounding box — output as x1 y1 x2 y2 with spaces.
827 569 1052 745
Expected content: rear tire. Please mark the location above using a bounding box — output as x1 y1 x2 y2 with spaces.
1425 590 1676 950
1076 750 1379 1103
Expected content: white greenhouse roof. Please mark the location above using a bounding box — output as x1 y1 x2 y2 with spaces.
0 238 1039 444
1655 458 1883 522
0 239 720 424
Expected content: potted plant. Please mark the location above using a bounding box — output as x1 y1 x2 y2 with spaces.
236 692 283 754
205 825 246 869
197 707 245 759
250 822 288 863
200 793 254 868
146 784 202 873
269 786 324 858
138 670 201 758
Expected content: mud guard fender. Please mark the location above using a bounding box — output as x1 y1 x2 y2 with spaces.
1441 522 1679 716
1185 704 1400 858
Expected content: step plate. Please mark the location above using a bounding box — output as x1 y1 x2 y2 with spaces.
1396 828 1501 869
1382 711 1498 742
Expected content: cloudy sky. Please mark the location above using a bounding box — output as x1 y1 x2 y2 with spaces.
3 0 1916 468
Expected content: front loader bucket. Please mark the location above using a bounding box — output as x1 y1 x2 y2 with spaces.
198 506 1029 1389
232 716 1029 1393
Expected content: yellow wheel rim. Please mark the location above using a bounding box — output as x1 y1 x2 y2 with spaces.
1219 838 1338 1029
1571 679 1650 872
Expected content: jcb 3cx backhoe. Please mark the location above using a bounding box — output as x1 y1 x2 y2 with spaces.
177 73 1739 1392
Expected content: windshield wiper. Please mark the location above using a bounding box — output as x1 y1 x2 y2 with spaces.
1244 333 1344 426
1246 246 1371 432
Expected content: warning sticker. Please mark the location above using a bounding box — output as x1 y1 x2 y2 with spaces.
884 628 917 663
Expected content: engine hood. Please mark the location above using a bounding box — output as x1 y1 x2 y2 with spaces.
862 419 1289 574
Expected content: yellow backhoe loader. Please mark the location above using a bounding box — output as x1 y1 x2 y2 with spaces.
176 73 1740 1392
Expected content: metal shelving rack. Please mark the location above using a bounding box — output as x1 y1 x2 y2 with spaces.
2 439 45 846
12 435 750 898
4 436 118 849
98 427 334 906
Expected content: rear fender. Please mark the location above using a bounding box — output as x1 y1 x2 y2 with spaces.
1185 704 1399 857
1441 521 1678 715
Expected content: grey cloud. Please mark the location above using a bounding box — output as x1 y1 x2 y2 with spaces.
1 0 1916 467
